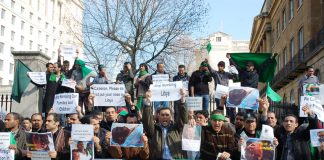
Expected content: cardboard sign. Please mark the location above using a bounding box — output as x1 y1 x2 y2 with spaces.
150 81 183 101
110 123 144 147
71 124 94 141
182 124 201 151
185 97 202 111
28 72 47 85
0 132 14 160
226 87 259 110
90 84 126 106
215 84 229 99
152 74 169 84
53 93 79 114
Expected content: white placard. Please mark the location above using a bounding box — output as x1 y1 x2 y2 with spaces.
0 107 7 120
260 125 274 140
28 72 47 85
90 84 126 106
60 44 77 58
31 151 51 160
185 97 202 111
313 84 324 105
152 74 169 84
182 124 201 151
61 79 76 90
182 81 189 90
71 124 94 141
53 93 79 114
215 84 229 99
150 81 183 101
299 96 324 122
0 132 14 160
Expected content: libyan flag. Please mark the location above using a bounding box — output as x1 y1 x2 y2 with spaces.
229 53 281 102
11 60 32 103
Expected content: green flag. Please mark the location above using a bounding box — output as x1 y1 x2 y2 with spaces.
266 82 282 102
11 60 32 103
229 53 277 83
206 41 212 54
136 96 143 110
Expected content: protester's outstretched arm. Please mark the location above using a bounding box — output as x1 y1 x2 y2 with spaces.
302 105 317 140
175 89 188 131
139 133 150 160
104 131 122 158
204 58 216 74
258 97 269 125
142 90 154 137
227 54 243 72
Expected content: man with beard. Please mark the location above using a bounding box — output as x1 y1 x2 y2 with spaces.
31 113 46 133
142 89 188 159
116 62 134 100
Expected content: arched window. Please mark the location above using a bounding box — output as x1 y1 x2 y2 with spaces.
290 89 295 104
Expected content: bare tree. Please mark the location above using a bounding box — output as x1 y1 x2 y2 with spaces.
80 0 207 76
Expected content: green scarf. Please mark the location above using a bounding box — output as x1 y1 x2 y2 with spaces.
49 73 66 82
136 96 143 110
76 58 92 78
138 70 148 78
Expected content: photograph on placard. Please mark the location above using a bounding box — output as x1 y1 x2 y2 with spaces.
241 138 275 160
26 132 54 151
70 141 94 160
110 123 144 147
310 129 324 147
226 87 259 110
303 83 320 96
181 124 201 151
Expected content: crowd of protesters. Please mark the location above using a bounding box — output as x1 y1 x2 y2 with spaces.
1 50 323 160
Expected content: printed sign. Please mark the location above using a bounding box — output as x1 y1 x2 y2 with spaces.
110 123 144 147
185 97 202 111
241 138 275 160
61 79 77 90
182 124 201 151
226 87 259 110
215 84 229 99
0 132 14 160
53 93 79 114
152 74 169 84
28 72 47 85
90 84 126 106
150 81 183 101
310 129 324 147
71 124 94 142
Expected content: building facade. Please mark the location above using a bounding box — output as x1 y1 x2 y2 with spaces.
250 0 324 113
0 0 83 87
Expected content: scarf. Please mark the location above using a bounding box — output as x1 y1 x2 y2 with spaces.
76 58 92 78
138 70 149 78
49 73 66 82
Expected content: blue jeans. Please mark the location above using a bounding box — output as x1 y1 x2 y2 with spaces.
153 101 169 112
195 94 209 112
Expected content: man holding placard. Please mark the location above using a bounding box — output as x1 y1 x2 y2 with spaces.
299 66 320 95
142 89 188 159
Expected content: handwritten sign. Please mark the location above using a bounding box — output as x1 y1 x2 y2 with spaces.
90 84 126 106
150 81 182 101
0 132 14 160
61 79 76 90
299 96 324 122
60 44 77 58
53 93 79 114
28 72 46 85
71 124 94 141
215 84 229 99
185 97 202 111
152 74 169 84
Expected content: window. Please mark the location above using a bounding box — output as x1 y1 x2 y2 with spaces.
59 31 63 37
11 0 15 9
30 26 33 35
0 25 4 36
29 12 33 20
9 63 13 74
298 27 304 50
289 0 294 20
53 27 56 33
283 47 287 65
45 22 49 29
20 6 24 14
276 20 280 38
38 17 41 24
0 60 3 71
21 21 25 30
0 42 4 54
20 36 24 45
38 30 41 39
45 48 48 54
37 0 40 11
282 9 286 29
216 37 221 42
46 35 49 43
298 0 303 8
29 40 33 50
0 78 2 85
290 38 295 58
10 47 14 51
290 89 295 104
9 80 13 85
53 39 56 46
11 31 15 41
1 9 5 19
11 15 16 25
37 44 42 51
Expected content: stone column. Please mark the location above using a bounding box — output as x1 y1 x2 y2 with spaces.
11 51 50 117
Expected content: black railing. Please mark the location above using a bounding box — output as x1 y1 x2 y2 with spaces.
0 94 12 113
261 26 324 94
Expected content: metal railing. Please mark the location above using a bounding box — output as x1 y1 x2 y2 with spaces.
0 94 12 113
